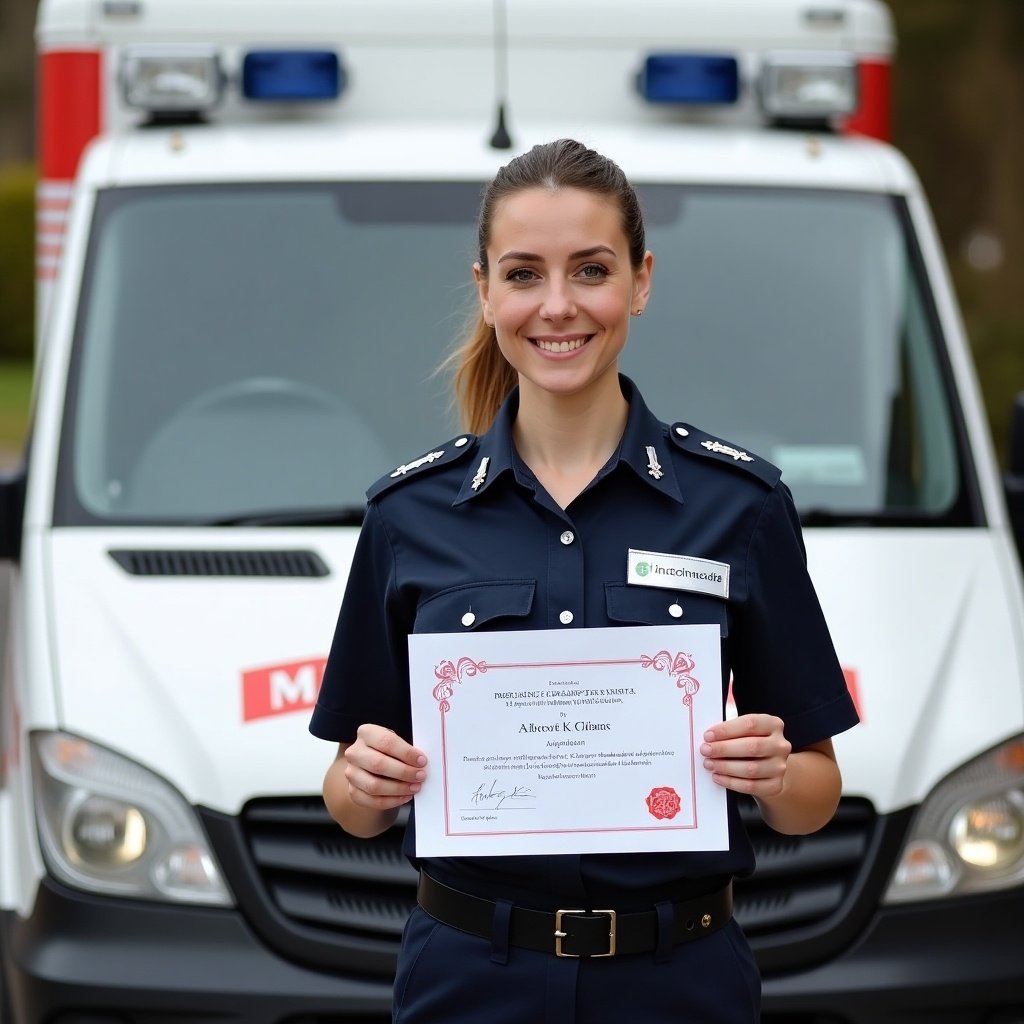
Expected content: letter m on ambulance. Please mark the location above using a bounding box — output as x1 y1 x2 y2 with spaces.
242 658 327 723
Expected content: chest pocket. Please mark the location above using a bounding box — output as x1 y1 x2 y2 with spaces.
414 580 536 633
605 584 729 637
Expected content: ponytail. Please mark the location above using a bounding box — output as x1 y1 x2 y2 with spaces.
446 313 518 435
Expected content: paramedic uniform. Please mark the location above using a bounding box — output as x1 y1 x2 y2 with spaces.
310 375 859 1024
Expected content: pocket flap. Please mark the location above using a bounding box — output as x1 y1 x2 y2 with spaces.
414 580 536 633
605 584 729 636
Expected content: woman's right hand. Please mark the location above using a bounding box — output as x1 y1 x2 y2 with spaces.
322 725 427 837
343 723 428 810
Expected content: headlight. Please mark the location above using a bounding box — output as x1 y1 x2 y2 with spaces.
31 731 232 905
885 735 1024 902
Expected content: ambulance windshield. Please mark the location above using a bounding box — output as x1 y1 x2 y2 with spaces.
55 181 969 526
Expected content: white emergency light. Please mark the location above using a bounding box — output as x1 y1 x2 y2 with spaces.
120 46 224 113
759 52 858 122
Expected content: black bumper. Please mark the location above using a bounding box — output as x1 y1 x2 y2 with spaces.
2 877 1023 1023
760 886 1024 1024
1 877 392 1023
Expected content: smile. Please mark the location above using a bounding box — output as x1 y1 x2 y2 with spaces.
533 336 589 353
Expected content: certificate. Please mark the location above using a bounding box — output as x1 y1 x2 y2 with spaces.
408 624 728 857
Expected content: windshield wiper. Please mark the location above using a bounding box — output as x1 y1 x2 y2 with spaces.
209 505 366 526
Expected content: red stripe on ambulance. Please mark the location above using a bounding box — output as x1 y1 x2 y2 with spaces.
841 667 863 721
842 60 892 141
242 658 327 722
39 51 103 179
37 51 101 289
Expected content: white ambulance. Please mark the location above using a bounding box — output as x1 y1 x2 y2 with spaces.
2 0 1023 1020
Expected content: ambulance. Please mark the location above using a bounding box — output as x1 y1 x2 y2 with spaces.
1 0 1023 1020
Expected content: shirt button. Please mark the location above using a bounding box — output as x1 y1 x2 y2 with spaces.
560 531 575 546
559 610 574 625
454 437 470 447
669 603 684 619
461 612 476 627
675 426 689 438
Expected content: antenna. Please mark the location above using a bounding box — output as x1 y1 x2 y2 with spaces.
489 0 513 150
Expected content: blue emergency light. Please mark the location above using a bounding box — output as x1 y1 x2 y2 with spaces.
242 50 344 101
638 54 739 104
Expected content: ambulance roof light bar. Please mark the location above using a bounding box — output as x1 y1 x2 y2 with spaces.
759 52 859 123
637 49 864 132
119 47 345 122
638 54 740 105
120 47 224 116
242 51 344 102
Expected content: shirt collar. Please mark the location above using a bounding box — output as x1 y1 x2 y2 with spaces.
453 387 520 505
454 375 683 506
613 375 684 504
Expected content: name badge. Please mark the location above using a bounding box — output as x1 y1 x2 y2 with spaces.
627 548 730 599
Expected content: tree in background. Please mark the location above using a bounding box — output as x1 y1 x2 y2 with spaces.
890 0 1024 462
0 0 35 165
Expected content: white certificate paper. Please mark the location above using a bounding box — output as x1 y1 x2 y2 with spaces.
408 624 728 857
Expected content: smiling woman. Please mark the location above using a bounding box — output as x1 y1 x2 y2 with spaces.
311 139 860 1024
473 185 652 507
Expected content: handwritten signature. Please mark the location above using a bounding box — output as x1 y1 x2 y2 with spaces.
469 779 535 809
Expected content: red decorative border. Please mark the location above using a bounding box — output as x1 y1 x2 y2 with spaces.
430 651 700 838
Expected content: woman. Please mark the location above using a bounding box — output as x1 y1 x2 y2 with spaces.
310 139 859 1023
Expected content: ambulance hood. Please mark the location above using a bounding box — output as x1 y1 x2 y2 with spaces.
44 528 1024 816
45 528 359 814
806 529 1024 812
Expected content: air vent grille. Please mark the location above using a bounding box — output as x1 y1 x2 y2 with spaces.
109 549 329 577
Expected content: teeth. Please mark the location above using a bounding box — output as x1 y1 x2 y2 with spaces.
536 337 586 353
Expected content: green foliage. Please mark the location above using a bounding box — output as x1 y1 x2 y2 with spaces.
964 314 1024 469
0 359 32 455
0 164 34 361
888 0 1024 468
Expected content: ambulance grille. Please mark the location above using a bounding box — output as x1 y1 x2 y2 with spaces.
109 548 330 577
217 794 889 976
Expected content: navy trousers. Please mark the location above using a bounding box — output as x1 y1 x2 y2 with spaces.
393 906 761 1023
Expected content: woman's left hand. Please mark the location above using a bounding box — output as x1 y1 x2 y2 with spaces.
700 714 792 797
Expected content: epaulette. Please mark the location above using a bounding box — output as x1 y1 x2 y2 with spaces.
668 422 781 489
366 434 479 501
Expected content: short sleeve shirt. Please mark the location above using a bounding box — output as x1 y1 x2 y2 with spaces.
310 376 859 909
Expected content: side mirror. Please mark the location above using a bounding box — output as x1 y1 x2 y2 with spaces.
1004 393 1024 560
0 465 26 561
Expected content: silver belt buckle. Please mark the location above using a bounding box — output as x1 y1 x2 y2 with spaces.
554 908 617 958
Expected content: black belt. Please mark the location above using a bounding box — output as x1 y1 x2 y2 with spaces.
417 872 733 958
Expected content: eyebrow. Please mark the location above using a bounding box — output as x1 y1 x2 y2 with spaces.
496 245 617 265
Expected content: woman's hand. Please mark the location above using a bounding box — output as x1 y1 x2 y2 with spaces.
701 715 842 835
322 725 427 838
343 724 428 810
700 714 791 797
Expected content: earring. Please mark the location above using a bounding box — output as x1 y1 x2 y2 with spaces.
633 308 644 317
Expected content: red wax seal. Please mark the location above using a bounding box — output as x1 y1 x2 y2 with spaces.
646 786 682 820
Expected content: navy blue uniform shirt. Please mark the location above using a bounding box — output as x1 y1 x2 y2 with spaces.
311 376 859 910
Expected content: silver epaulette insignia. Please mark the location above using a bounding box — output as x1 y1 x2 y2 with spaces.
390 450 445 478
700 440 753 463
645 445 664 480
471 456 490 491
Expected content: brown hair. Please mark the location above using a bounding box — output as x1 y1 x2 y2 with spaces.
446 139 647 434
